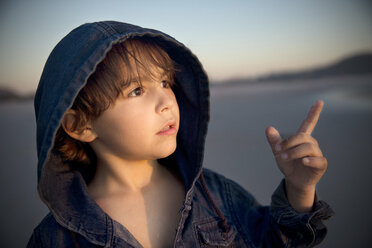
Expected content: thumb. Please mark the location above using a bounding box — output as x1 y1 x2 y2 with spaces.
265 126 282 154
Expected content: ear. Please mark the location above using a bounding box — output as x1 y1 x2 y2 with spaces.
61 109 97 143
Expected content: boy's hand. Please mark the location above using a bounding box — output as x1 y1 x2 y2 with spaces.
265 100 327 212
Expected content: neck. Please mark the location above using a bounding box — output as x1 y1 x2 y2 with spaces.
88 155 162 198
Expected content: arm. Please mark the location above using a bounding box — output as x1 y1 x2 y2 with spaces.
265 100 334 246
270 179 333 247
266 100 327 213
223 173 333 248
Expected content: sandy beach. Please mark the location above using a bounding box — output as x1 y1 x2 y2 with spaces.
1 75 371 247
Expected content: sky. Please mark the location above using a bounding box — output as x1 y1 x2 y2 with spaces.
0 0 371 93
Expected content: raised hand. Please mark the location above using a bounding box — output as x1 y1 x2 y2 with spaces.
265 100 327 212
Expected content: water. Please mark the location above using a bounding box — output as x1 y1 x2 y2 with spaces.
1 75 371 247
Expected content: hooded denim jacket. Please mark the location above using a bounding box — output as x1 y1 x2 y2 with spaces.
27 21 333 248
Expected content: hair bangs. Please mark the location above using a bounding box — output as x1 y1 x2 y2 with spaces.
118 38 178 88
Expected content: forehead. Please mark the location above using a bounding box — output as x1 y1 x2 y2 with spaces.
124 52 172 83
102 39 176 88
127 63 169 84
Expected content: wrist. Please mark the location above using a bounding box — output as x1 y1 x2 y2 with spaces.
285 179 316 213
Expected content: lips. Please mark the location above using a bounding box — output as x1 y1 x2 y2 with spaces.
160 126 172 132
157 120 177 135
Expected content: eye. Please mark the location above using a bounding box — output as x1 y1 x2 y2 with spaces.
160 80 171 89
128 87 143 97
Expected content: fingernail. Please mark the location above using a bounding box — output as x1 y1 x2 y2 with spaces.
303 157 310 164
281 153 288 159
275 144 281 152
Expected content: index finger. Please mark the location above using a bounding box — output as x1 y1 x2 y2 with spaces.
297 100 324 135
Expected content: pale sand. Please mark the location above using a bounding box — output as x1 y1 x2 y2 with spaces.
0 75 371 247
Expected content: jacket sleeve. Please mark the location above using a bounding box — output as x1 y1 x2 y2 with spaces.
270 179 334 247
226 177 333 248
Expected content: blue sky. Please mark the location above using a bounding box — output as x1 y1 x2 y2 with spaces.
1 0 371 93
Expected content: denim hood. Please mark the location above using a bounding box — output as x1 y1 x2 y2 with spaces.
34 21 209 245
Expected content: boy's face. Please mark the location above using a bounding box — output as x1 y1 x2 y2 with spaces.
89 66 180 162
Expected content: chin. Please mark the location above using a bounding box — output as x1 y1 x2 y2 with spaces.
157 143 177 159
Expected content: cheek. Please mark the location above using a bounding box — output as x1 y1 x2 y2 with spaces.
108 113 147 139
107 105 153 140
94 115 149 157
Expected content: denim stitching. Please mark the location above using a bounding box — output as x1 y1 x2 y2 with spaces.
225 178 256 248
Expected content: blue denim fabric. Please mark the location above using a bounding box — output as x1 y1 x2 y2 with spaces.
29 21 333 247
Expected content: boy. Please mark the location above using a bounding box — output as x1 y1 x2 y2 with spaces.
28 21 333 247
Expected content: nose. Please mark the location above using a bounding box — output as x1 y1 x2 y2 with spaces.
155 88 176 114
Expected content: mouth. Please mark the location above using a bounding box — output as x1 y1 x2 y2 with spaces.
157 120 177 135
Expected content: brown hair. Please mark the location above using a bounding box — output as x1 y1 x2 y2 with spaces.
53 38 178 165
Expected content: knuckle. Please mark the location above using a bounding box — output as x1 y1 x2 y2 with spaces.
323 157 328 167
309 135 319 145
298 132 307 139
274 153 284 162
281 137 290 147
283 133 301 149
287 148 298 159
300 132 314 142
308 143 319 154
313 143 323 156
309 142 317 151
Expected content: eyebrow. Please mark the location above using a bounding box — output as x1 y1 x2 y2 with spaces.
139 71 169 82
124 68 170 88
